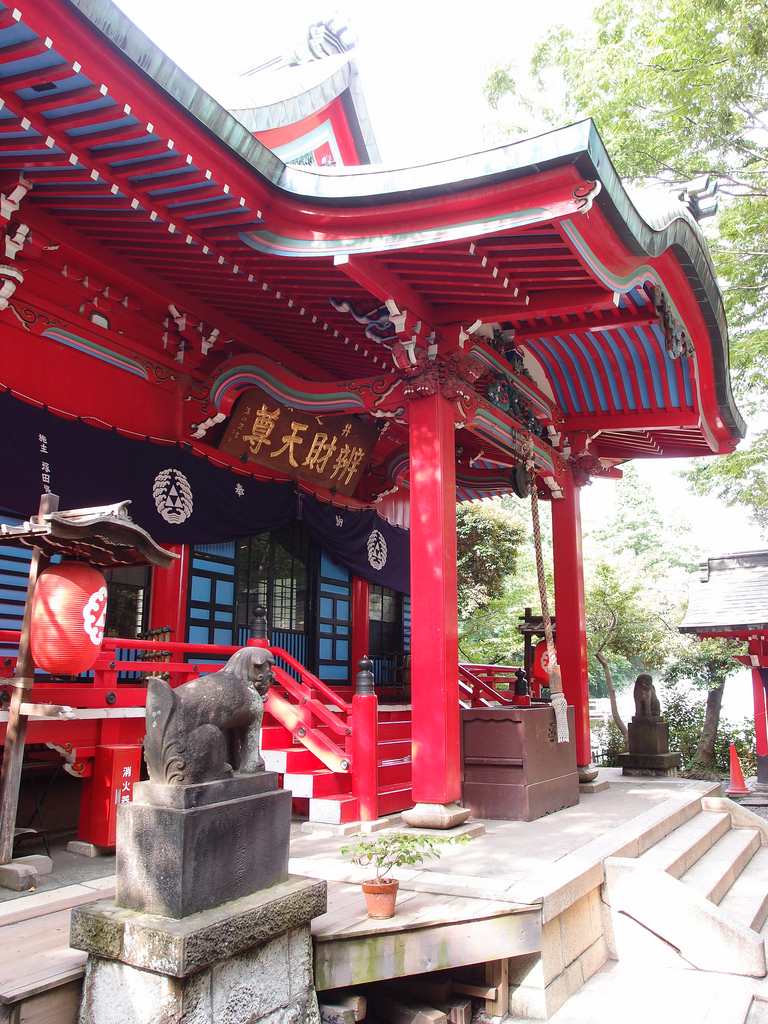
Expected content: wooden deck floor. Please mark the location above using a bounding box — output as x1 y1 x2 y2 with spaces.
313 880 540 991
0 874 538 1007
0 877 114 1008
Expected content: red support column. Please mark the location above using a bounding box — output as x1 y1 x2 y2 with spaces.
402 391 468 827
352 690 379 821
751 639 768 787
148 543 189 641
351 575 370 671
551 468 591 768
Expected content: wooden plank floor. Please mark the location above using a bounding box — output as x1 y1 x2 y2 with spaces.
312 880 541 991
0 873 539 1006
0 878 114 1005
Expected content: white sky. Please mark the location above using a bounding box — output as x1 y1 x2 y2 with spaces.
112 0 582 164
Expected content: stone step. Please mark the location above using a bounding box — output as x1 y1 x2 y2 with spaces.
638 810 731 878
284 769 352 799
604 856 766 977
263 747 321 774
309 793 359 825
718 847 768 932
681 828 761 905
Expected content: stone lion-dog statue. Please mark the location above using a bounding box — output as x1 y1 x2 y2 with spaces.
633 672 661 719
143 647 274 785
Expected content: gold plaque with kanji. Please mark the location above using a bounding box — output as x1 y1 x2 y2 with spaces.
218 387 378 497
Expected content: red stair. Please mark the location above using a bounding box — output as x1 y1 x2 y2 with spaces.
260 648 413 823
261 652 522 824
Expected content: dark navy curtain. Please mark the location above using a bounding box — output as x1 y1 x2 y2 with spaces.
299 493 410 594
0 389 295 543
0 390 410 590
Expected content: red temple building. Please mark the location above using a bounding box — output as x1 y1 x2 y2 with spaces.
0 0 746 844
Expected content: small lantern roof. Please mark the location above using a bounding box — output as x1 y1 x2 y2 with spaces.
0 500 178 569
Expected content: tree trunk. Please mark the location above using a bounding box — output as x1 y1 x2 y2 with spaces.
595 651 627 740
694 682 724 767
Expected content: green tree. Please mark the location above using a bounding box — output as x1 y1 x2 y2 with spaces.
455 499 526 618
585 560 670 739
589 465 696 573
484 0 768 532
663 686 755 776
457 496 550 666
663 637 746 772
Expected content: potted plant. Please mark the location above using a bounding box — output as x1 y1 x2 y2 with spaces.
341 831 469 919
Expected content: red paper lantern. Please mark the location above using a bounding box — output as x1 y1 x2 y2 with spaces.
532 639 553 684
31 562 108 674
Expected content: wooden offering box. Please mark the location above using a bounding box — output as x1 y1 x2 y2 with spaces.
460 705 579 821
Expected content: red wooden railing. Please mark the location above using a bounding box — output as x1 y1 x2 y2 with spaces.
266 647 351 774
0 627 536 830
459 662 518 707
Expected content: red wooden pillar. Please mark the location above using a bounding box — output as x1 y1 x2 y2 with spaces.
751 639 768 787
551 468 591 768
403 391 468 827
351 575 370 671
148 543 188 640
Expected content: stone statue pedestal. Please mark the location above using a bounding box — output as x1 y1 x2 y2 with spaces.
618 716 681 777
70 772 326 1024
71 876 326 1024
117 772 291 919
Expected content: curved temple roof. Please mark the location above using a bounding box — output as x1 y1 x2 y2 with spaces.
0 0 746 503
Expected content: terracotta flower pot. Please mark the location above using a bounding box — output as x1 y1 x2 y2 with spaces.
361 878 399 919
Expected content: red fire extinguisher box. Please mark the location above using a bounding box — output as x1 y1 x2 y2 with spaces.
79 744 142 848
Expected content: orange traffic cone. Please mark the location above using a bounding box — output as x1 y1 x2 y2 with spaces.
726 743 750 796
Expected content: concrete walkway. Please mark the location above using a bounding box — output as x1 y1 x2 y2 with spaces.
542 958 768 1024
2 769 765 1024
289 770 721 893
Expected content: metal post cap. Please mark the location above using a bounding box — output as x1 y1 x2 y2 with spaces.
355 655 375 695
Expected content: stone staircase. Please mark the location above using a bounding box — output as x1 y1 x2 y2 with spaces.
603 795 768 978
505 783 768 1021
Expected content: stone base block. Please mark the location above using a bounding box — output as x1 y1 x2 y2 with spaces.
116 772 291 919
577 764 599 784
14 853 52 875
71 876 326 977
72 877 326 1024
618 751 681 777
579 780 610 794
627 719 672 757
401 802 471 829
0 859 38 891
508 936 607 1020
68 840 112 858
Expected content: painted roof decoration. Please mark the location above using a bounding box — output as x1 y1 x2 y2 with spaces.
0 0 745 507
222 16 379 167
680 552 768 635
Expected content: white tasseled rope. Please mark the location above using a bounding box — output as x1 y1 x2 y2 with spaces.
526 437 569 743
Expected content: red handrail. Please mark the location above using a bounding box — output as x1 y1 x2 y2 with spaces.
263 675 351 774
269 646 352 713
458 663 518 707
